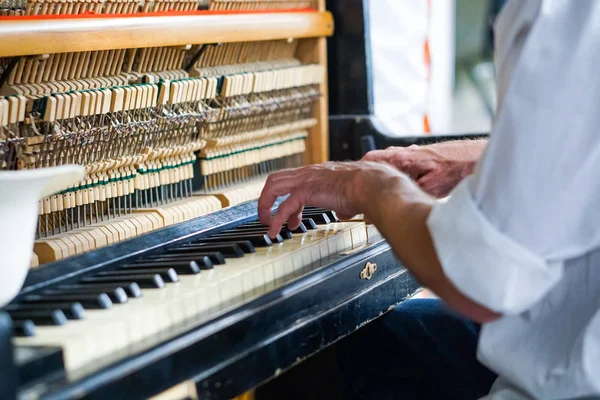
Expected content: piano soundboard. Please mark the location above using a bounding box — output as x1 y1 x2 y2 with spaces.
0 1 422 398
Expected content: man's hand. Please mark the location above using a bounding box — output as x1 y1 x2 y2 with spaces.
258 160 500 324
257 161 416 238
361 140 487 198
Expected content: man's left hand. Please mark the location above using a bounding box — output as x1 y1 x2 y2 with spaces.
258 161 426 237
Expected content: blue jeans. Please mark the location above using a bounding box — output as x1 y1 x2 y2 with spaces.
335 299 498 400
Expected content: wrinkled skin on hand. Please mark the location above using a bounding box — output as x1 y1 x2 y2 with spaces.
258 161 422 237
361 140 486 198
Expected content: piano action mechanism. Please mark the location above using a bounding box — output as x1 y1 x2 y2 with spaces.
0 1 422 398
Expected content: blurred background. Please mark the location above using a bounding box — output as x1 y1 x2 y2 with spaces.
368 0 508 136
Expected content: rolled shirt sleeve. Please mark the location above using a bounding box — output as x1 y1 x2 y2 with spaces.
427 178 563 314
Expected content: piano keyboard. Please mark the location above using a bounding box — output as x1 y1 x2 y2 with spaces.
11 208 377 379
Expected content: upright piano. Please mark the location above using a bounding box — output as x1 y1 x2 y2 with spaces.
0 1 437 398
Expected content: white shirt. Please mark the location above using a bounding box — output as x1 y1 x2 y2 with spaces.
426 0 600 399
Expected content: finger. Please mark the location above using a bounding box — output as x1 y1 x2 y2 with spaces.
268 192 305 238
286 205 304 231
258 190 279 225
336 212 355 220
258 173 300 224
360 149 386 162
404 159 437 181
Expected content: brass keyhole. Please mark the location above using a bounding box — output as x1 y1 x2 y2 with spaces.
360 262 377 280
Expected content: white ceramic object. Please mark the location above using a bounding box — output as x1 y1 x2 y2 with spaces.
0 165 85 307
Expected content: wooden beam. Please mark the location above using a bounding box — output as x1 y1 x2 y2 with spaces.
297 37 330 164
0 11 334 57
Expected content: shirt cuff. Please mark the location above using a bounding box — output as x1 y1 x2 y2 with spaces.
426 177 563 314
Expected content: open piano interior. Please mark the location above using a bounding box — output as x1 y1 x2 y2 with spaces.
0 1 420 398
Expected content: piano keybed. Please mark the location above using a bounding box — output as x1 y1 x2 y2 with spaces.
11 208 378 381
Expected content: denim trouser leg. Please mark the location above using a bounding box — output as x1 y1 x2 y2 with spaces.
335 298 498 400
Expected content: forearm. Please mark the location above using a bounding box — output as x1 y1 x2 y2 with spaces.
366 189 500 324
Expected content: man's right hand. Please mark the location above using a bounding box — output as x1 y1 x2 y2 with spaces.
361 139 487 198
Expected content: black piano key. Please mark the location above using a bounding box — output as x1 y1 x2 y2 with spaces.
13 320 36 337
122 261 203 275
23 294 113 310
6 302 85 320
242 220 317 231
82 274 165 289
276 230 292 240
303 206 338 217
8 310 67 326
201 234 273 247
224 225 291 233
301 212 331 225
222 227 293 240
44 287 128 305
302 218 318 229
211 231 284 244
135 258 212 270
97 268 179 283
145 252 225 266
181 255 219 268
58 283 142 298
177 242 252 256
239 221 308 234
288 222 308 233
312 210 338 222
326 211 339 222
